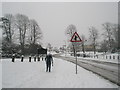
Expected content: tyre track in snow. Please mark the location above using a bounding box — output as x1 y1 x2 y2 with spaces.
53 54 120 86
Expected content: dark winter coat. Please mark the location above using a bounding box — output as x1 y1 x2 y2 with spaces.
45 54 53 65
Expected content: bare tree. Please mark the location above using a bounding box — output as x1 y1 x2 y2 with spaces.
101 23 120 52
102 23 114 50
15 14 29 54
118 24 120 50
1 13 43 55
65 24 77 56
27 19 43 54
28 19 42 45
47 43 53 52
2 14 14 44
89 26 99 54
1 14 15 54
100 40 109 53
112 24 119 50
81 34 86 53
65 24 77 38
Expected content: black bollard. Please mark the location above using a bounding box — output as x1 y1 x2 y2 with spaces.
12 54 15 62
29 56 31 62
34 56 36 62
12 57 14 62
21 55 24 62
42 57 43 61
38 56 40 61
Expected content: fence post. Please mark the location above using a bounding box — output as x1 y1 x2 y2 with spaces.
113 56 115 59
97 55 98 59
110 56 111 59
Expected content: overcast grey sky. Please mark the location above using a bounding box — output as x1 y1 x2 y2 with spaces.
2 2 118 48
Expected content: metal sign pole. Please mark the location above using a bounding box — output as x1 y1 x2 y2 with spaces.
72 43 77 74
75 50 77 74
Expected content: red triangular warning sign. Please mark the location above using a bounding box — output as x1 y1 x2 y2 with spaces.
70 32 82 42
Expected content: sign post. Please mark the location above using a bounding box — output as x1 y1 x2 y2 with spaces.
75 50 77 74
70 32 82 74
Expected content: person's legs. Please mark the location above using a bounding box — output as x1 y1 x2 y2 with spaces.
49 64 51 72
46 63 49 72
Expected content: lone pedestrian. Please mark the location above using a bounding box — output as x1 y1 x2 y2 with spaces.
45 53 53 72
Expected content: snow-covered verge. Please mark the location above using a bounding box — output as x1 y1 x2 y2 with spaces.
2 58 118 88
61 52 119 64
78 56 119 64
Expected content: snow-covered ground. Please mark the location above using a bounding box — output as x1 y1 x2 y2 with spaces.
2 58 118 88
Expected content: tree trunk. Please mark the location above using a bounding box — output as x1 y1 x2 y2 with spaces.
82 42 85 53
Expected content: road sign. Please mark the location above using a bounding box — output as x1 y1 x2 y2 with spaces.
70 32 82 74
70 32 82 42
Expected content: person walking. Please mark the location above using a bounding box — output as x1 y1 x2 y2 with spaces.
45 53 53 72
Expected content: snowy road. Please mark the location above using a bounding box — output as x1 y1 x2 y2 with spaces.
54 54 119 86
2 58 118 88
